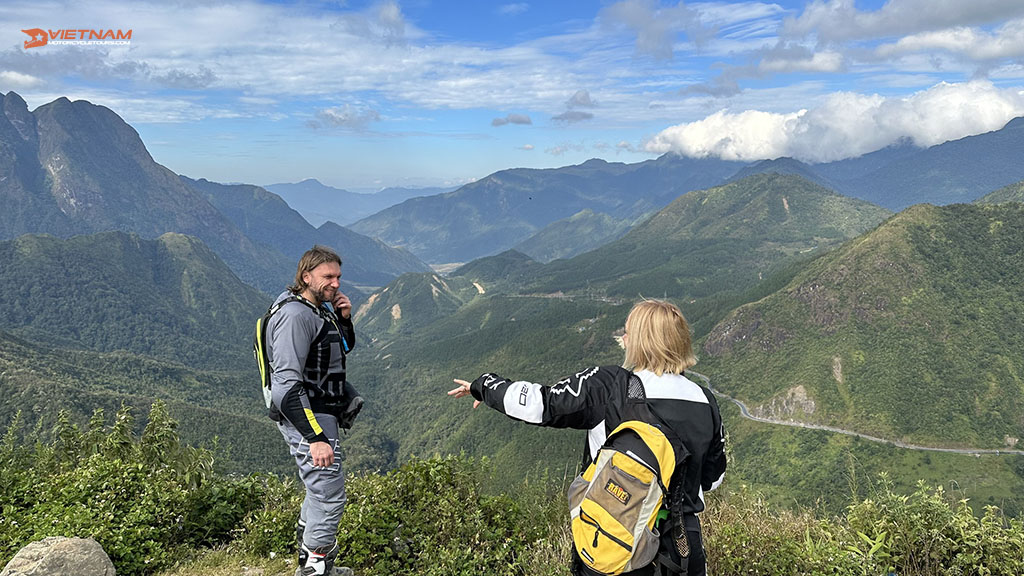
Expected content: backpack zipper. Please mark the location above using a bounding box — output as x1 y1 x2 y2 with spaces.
580 510 632 551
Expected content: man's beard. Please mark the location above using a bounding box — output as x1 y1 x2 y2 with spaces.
310 284 335 305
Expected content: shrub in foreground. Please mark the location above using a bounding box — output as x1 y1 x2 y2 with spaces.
0 403 261 576
704 477 1024 576
239 454 550 576
5 404 1024 576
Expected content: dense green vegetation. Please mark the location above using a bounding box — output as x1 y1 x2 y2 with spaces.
0 231 269 371
701 203 1024 449
0 328 291 476
513 208 643 262
3 407 1023 576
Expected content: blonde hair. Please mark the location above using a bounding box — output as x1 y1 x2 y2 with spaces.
623 299 697 376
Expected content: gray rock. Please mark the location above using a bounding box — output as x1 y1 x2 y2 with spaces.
1 537 115 576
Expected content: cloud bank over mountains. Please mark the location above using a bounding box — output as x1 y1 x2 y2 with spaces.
647 80 1024 162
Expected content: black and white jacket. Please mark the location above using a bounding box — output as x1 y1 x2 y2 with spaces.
470 365 726 514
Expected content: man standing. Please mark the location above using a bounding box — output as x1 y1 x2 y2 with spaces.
266 245 361 576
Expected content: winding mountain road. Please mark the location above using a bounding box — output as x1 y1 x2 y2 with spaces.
688 372 1024 457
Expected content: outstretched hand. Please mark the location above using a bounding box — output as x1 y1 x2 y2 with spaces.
448 379 481 409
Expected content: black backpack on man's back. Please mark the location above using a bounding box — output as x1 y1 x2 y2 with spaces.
253 295 362 428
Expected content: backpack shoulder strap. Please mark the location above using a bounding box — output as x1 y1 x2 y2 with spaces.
267 294 318 317
268 294 346 346
624 373 686 450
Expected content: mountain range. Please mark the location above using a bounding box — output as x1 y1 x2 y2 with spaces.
344 173 893 478
816 118 1024 209
0 92 287 291
182 176 431 290
343 115 1024 265
343 173 1024 511
264 179 455 226
347 155 746 264
0 91 429 293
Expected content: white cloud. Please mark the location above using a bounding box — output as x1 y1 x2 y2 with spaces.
498 3 529 16
0 69 43 89
153 65 217 89
646 108 800 161
783 0 1024 43
0 0 812 127
759 50 843 73
6 0 1024 188
876 19 1024 61
552 110 594 123
518 144 534 150
311 104 381 130
646 80 1024 162
335 0 409 45
546 142 585 155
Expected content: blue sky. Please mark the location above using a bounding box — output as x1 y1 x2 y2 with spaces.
3 0 1024 190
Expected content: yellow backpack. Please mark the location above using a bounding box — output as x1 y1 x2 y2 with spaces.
567 377 689 575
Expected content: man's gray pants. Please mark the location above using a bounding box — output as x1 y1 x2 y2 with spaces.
278 413 347 549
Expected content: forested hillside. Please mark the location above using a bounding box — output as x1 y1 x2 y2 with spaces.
0 232 291 474
513 209 643 262
702 203 1024 448
0 232 267 370
0 329 286 475
511 173 890 335
977 178 1024 204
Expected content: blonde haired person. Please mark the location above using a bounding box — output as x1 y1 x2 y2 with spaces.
449 299 725 576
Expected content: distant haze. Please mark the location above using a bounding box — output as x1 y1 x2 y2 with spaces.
264 180 456 226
